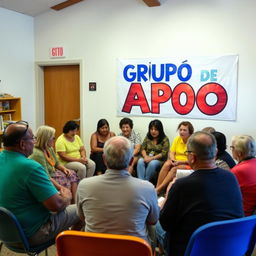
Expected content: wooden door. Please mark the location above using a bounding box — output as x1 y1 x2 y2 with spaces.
44 65 80 138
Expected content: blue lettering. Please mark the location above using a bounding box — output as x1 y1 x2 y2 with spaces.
211 69 217 81
123 65 136 82
137 64 148 82
201 70 210 81
152 64 165 82
165 64 177 81
177 63 192 81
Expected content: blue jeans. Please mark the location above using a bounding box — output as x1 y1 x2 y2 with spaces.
155 221 168 254
137 158 161 181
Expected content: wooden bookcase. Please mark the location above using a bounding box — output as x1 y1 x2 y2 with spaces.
0 97 21 136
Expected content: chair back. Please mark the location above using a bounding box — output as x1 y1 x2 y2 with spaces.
0 207 30 251
56 230 153 256
184 215 256 256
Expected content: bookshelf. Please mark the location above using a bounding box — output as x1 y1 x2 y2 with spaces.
0 97 21 135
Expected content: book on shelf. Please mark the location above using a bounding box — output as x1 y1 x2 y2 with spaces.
0 115 3 132
2 101 10 111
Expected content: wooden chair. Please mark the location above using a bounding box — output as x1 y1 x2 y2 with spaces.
184 215 256 256
56 230 153 256
0 207 54 256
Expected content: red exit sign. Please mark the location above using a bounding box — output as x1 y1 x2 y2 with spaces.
49 47 65 58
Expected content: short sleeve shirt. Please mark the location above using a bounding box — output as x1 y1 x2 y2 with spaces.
170 136 188 161
55 134 83 165
119 130 142 148
0 150 57 238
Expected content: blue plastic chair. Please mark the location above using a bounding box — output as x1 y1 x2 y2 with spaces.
184 215 256 256
0 207 55 256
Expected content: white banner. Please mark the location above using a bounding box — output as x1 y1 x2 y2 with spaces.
117 55 238 120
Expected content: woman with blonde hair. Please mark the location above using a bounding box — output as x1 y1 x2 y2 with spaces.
30 125 79 203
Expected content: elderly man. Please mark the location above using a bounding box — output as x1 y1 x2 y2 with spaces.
0 121 80 247
230 135 256 216
76 136 159 243
158 131 243 256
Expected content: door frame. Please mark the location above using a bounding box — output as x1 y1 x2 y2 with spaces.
35 60 84 138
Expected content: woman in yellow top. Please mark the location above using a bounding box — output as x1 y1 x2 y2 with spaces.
156 121 194 194
55 120 95 179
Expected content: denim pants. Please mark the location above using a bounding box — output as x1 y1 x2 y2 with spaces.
137 158 161 181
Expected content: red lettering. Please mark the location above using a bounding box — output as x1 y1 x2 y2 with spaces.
59 47 63 56
151 83 172 114
197 83 227 115
172 83 195 115
52 48 56 56
122 83 150 113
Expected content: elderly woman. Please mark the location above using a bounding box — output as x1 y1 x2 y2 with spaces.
156 121 194 194
118 117 142 174
90 119 115 175
30 125 79 203
231 135 256 216
55 120 95 179
137 119 170 181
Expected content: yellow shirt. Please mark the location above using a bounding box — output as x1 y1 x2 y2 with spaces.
55 134 83 165
170 136 188 161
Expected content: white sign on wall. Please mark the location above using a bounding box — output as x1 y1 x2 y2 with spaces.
117 55 238 120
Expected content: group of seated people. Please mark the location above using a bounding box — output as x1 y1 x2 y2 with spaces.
0 118 256 256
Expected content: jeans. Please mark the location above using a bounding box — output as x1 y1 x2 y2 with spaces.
155 221 167 251
137 158 161 181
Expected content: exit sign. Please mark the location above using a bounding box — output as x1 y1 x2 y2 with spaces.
49 47 65 58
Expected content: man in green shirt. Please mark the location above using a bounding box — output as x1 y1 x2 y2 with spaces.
0 121 80 246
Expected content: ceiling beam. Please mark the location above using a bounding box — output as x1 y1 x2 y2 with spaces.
142 0 161 7
51 0 83 11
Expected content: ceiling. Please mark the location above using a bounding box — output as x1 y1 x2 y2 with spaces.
0 0 66 16
0 0 162 17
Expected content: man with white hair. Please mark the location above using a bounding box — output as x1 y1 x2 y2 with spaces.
76 136 159 243
231 135 256 216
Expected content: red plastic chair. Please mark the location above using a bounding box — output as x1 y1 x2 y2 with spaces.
56 230 152 256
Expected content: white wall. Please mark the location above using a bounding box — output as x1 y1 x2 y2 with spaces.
31 0 256 152
0 8 35 128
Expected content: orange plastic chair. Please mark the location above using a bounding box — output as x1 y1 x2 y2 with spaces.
56 230 153 256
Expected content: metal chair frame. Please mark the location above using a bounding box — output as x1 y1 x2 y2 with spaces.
0 207 54 256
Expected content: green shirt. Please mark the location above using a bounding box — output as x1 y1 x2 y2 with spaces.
0 150 58 238
141 136 170 164
29 147 60 178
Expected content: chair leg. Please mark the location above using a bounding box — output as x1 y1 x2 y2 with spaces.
45 248 48 256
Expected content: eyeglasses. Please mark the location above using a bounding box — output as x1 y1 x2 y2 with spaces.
4 120 29 135
230 146 235 150
3 120 30 143
184 150 193 156
22 135 36 141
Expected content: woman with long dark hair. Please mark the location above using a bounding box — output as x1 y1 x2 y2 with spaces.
137 119 169 181
90 119 115 175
